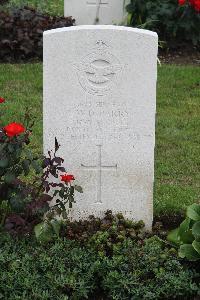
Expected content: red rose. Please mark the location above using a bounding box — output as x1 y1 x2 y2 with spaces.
194 0 200 11
189 0 200 11
4 122 25 137
0 97 5 103
61 174 75 183
178 0 186 4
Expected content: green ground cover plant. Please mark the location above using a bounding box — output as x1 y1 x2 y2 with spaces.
0 232 199 300
0 63 199 216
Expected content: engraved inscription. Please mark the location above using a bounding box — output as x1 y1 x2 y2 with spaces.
81 145 117 204
74 41 122 96
61 99 142 144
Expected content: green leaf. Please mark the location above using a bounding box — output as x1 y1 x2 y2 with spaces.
31 160 42 174
0 159 9 168
56 199 66 211
167 228 180 245
24 148 33 160
0 143 7 152
4 173 16 184
53 190 59 197
68 195 75 208
10 196 24 212
34 222 53 243
74 185 83 193
187 203 200 221
8 144 15 153
50 219 61 237
70 186 74 197
22 159 30 176
59 188 65 198
126 3 135 13
15 148 22 158
179 244 200 261
192 240 200 255
62 210 68 219
178 218 194 243
180 229 194 244
192 221 200 239
127 13 132 25
179 218 190 235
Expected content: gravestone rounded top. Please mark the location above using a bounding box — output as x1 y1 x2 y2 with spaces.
44 25 158 38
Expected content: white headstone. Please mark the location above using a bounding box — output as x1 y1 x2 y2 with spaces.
64 0 129 25
43 25 158 229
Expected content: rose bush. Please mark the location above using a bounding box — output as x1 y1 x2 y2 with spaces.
126 0 200 47
0 97 82 240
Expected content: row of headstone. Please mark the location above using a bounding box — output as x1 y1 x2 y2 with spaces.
64 0 130 25
43 25 158 229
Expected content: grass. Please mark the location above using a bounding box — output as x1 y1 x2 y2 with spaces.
155 65 200 215
1 0 64 16
0 63 200 216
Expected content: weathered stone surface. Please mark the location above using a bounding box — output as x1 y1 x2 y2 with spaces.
43 25 158 229
64 0 129 25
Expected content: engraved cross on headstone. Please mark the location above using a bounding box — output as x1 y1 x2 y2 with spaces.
86 0 109 24
81 145 117 204
86 0 109 6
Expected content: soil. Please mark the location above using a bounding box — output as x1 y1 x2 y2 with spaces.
153 212 185 230
158 45 200 65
